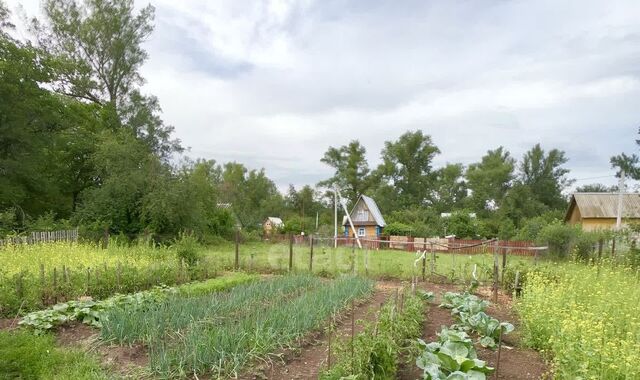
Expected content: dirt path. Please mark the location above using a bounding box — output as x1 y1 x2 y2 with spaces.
242 281 402 380
399 284 547 380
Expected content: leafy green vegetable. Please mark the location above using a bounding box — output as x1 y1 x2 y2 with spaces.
416 328 493 380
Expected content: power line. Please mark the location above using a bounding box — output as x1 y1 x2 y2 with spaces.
572 175 616 182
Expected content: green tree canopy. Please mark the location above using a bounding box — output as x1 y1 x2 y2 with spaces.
465 147 515 215
319 140 371 205
377 130 440 207
518 143 571 210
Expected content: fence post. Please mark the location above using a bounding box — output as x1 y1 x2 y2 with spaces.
16 272 24 301
40 264 45 304
365 248 369 277
430 243 436 275
309 235 314 272
234 229 240 270
117 262 122 290
289 233 294 272
492 241 499 303
53 267 58 304
611 237 616 258
86 268 91 294
102 227 109 249
598 238 603 260
422 250 427 281
351 239 356 275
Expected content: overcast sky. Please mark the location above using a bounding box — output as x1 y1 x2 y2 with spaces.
7 0 640 191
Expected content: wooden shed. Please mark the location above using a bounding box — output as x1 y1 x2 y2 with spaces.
565 193 640 231
342 195 386 238
263 217 284 235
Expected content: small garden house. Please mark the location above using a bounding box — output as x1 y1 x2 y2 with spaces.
565 192 640 231
342 195 386 238
263 217 284 235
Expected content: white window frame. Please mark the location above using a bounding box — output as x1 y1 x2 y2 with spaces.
358 227 366 237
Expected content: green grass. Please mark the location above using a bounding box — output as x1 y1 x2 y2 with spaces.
176 271 259 297
0 330 110 380
203 241 534 283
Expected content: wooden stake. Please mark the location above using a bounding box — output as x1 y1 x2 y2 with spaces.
327 325 332 369
351 299 355 374
365 248 369 277
309 235 314 272
598 238 603 260
495 327 503 379
289 233 294 272
117 262 122 289
493 242 499 303
53 267 58 304
86 268 90 293
234 229 240 270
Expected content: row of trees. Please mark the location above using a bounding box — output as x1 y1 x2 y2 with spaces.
0 0 295 241
318 131 574 238
2 0 637 243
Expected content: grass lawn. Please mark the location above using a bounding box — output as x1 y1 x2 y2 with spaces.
0 330 109 380
203 241 535 283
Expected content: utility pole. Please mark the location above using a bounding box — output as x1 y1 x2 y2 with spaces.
616 170 625 230
334 187 338 248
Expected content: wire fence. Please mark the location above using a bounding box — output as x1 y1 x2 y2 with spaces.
266 234 545 257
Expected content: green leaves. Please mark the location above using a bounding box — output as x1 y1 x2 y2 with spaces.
19 285 176 333
419 292 515 379
321 292 426 380
439 292 513 349
416 327 493 380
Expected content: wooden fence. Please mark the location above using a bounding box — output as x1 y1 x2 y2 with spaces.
0 228 79 246
266 234 541 257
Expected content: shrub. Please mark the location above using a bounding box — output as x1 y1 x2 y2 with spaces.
444 211 479 239
536 222 579 258
384 222 414 236
573 231 598 261
173 232 202 266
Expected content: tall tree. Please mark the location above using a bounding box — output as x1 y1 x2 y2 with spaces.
610 128 640 179
431 163 467 213
36 0 181 158
519 144 571 209
465 147 515 215
319 140 371 205
377 130 440 207
219 163 284 229
37 0 153 107
575 183 617 192
0 6 77 219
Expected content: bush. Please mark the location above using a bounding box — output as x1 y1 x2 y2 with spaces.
573 231 598 261
173 232 202 266
444 211 479 239
384 222 413 236
537 222 579 258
